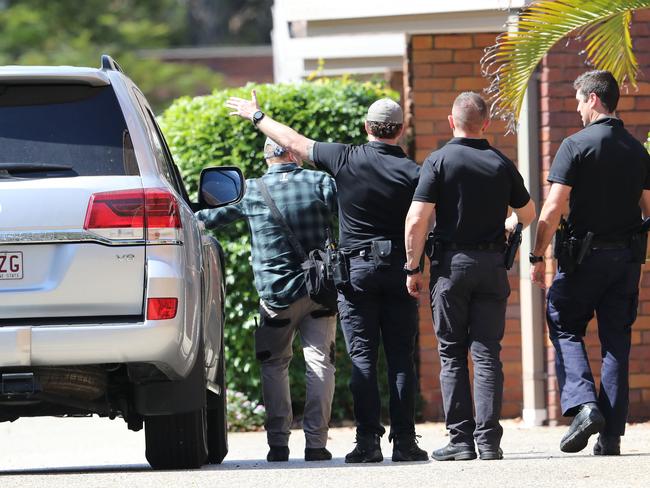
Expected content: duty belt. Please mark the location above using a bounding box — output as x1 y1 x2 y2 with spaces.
590 237 630 250
341 246 372 257
440 241 505 253
341 242 404 257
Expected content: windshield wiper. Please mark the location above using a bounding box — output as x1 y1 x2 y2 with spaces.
0 163 74 173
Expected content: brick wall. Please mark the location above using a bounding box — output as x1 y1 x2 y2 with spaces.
540 8 650 424
407 33 522 420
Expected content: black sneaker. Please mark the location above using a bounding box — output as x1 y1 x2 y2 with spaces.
431 443 477 461
391 434 429 462
345 433 383 463
560 403 605 453
593 435 621 456
305 447 332 461
267 445 290 462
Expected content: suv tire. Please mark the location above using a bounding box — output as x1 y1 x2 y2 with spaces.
143 347 209 470
144 408 209 469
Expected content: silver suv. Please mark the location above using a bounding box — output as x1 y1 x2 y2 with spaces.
0 55 244 470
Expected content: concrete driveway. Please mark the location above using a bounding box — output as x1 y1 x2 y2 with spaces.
0 418 648 487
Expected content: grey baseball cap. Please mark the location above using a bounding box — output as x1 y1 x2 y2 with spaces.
366 98 403 124
263 137 287 159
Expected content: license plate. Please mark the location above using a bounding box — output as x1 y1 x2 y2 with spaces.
0 251 23 280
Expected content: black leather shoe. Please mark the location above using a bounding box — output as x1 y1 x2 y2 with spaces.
267 445 289 462
305 447 332 461
391 434 429 462
345 433 383 463
478 446 503 460
593 435 621 456
431 443 477 461
560 403 605 453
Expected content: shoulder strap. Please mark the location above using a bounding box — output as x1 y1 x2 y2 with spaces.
257 178 308 261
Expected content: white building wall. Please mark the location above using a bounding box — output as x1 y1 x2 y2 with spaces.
272 0 530 82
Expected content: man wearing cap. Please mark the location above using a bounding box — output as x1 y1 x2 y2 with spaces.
197 138 337 463
226 91 428 463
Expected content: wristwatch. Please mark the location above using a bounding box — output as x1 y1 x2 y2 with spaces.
403 264 421 275
529 253 544 264
252 110 265 126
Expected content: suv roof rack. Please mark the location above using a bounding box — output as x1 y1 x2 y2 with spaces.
100 54 124 73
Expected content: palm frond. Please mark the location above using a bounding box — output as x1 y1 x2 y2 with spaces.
481 0 650 132
581 10 637 83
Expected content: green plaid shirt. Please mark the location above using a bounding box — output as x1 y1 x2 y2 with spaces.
197 163 337 309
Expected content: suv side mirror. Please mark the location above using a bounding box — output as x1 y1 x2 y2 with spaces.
198 166 246 209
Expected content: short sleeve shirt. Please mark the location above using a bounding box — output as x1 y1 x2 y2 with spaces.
312 141 421 249
548 117 650 239
413 137 530 244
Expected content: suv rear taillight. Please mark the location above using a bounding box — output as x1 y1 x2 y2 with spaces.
84 188 182 243
144 189 182 241
147 298 178 320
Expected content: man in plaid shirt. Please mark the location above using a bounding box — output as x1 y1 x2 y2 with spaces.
197 138 337 463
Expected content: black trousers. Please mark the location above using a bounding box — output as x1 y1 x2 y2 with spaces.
430 250 509 449
546 248 641 435
338 252 418 438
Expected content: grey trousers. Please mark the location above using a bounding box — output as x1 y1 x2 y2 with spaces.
256 294 337 448
430 250 509 449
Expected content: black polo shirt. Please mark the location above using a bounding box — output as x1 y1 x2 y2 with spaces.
548 117 650 240
312 141 420 249
413 137 530 244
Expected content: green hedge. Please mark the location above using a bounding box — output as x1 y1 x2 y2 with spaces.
160 78 398 422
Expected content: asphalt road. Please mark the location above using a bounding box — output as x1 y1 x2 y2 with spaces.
1 417 648 488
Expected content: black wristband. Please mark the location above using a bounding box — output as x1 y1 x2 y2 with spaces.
403 264 421 275
529 253 544 264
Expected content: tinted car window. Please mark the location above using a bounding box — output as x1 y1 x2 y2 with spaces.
0 84 138 177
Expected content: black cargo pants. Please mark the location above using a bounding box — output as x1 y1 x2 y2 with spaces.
338 249 419 438
430 250 510 449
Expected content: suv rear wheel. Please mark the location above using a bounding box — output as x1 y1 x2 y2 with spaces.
143 347 209 470
144 408 208 469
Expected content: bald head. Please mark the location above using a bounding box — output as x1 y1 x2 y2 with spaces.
451 92 489 134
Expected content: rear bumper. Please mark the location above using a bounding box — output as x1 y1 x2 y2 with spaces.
0 317 194 379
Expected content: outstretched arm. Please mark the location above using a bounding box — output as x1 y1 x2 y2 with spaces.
226 90 316 162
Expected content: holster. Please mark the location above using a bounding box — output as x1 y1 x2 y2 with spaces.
554 234 592 274
424 232 442 267
371 240 392 268
554 218 576 273
329 248 350 288
504 223 523 270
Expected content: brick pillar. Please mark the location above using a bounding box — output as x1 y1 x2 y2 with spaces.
407 32 522 420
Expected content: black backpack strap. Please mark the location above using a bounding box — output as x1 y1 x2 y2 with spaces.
257 178 308 262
